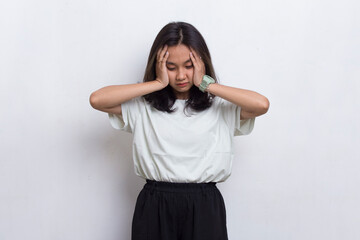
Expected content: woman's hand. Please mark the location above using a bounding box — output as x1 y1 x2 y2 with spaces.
189 49 206 87
155 45 170 88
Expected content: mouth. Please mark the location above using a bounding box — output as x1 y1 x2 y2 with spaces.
176 82 189 87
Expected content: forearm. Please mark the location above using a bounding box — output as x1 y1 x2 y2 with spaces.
90 80 164 110
207 83 269 117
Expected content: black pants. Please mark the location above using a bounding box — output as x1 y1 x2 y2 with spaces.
132 179 228 240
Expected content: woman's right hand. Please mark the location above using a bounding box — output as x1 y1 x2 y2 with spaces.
155 45 170 88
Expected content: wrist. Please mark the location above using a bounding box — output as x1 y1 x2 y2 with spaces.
198 75 215 92
154 78 168 89
205 82 216 93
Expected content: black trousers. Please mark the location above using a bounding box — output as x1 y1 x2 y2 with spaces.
132 179 228 240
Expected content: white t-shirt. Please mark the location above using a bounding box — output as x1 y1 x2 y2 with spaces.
109 97 255 183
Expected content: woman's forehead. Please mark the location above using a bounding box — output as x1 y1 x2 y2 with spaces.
166 44 191 65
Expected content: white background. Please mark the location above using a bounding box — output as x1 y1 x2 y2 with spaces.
1 0 359 239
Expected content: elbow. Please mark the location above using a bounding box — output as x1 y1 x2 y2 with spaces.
256 96 270 116
260 97 270 115
263 96 270 112
89 92 101 110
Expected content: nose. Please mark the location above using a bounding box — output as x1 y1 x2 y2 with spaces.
176 68 186 81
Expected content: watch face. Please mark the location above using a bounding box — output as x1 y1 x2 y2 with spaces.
199 75 215 92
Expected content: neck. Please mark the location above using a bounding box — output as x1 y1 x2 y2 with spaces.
174 91 189 100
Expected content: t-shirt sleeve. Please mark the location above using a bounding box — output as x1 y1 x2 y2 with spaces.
108 97 144 133
219 98 255 136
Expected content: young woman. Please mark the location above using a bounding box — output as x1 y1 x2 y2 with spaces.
90 22 269 240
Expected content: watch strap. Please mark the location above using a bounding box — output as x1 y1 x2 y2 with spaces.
199 75 215 92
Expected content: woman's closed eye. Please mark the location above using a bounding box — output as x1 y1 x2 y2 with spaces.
167 65 193 71
167 66 176 71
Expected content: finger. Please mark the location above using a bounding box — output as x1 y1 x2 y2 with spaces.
190 48 201 60
160 45 168 61
190 52 202 68
189 48 196 61
156 47 162 62
157 45 167 63
159 51 169 69
190 52 201 70
163 50 169 65
190 51 205 78
190 51 196 63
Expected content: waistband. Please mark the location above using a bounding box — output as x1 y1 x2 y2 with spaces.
144 179 217 193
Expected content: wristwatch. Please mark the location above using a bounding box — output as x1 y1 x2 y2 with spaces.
199 75 215 92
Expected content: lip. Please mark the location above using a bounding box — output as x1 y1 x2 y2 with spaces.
176 82 189 87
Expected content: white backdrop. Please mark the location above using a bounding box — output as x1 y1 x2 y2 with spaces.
1 0 359 239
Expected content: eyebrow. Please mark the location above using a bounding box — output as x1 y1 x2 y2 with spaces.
166 59 192 65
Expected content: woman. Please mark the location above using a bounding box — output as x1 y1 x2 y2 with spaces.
90 21 269 240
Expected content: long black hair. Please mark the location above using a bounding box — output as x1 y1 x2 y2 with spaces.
143 22 218 113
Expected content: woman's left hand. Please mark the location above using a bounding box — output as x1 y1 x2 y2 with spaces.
189 49 205 87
